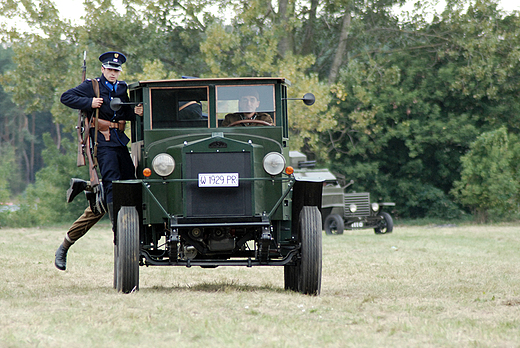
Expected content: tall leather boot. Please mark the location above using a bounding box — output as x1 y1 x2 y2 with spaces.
66 178 89 203
54 238 73 271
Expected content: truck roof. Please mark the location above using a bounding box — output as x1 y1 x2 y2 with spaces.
129 77 290 89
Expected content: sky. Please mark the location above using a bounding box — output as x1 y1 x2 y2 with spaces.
4 0 520 31
51 0 520 24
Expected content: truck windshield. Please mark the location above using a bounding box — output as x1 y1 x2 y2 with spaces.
216 85 275 124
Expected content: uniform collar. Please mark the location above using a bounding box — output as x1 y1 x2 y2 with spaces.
100 75 118 92
240 113 256 120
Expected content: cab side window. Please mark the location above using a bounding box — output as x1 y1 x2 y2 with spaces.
150 88 208 129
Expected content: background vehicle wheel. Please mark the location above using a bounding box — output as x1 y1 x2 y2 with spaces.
324 214 344 235
116 206 140 293
299 206 322 295
374 212 393 234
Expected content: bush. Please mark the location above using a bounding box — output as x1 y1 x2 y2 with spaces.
0 133 99 227
395 182 464 220
451 127 520 223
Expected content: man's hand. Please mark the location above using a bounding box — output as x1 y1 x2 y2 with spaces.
134 103 143 116
92 97 103 109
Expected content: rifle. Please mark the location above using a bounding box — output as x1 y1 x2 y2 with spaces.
69 51 104 215
86 80 102 214
73 51 100 186
85 79 100 187
76 51 87 167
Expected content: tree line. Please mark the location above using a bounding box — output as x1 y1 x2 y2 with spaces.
0 0 519 225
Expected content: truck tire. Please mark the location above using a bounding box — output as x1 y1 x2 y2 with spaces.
299 206 322 295
284 264 299 292
374 212 393 234
116 206 140 293
113 244 118 289
324 214 344 235
285 206 322 295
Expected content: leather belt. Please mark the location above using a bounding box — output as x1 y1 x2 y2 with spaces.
92 118 126 141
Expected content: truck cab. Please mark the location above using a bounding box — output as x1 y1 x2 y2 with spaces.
112 77 323 295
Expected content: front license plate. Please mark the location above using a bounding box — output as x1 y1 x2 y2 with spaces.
198 173 239 187
352 222 364 228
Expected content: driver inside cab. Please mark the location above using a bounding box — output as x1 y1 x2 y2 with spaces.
222 89 273 126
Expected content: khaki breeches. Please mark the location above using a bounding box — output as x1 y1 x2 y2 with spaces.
66 206 105 243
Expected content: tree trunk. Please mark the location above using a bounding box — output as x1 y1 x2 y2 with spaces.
22 148 30 184
30 113 35 182
277 0 294 58
55 122 61 150
300 0 319 56
328 11 352 85
19 114 30 184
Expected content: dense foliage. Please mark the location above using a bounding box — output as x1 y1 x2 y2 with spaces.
324 0 520 219
451 127 520 222
0 0 519 225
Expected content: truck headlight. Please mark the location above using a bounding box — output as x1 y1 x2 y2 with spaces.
349 204 357 213
152 153 175 177
371 203 380 212
263 152 286 176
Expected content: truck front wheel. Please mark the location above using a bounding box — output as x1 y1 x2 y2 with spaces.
284 206 322 295
115 206 140 293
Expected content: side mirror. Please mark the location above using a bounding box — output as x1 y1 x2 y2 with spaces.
283 93 316 106
302 93 315 106
110 97 139 111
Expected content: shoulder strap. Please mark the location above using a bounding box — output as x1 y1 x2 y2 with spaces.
91 78 100 167
179 100 198 111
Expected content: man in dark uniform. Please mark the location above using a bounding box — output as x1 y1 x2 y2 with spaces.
222 89 273 126
54 51 143 271
178 101 203 120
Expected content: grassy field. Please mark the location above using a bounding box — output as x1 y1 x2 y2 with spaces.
1 222 520 347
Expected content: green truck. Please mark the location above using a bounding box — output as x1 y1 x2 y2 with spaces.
111 77 323 295
291 151 394 235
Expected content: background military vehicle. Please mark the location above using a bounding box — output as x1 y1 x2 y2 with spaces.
111 78 323 295
291 151 395 235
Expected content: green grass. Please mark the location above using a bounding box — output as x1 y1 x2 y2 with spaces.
1 223 520 347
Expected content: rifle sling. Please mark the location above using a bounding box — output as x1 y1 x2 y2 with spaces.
92 79 100 168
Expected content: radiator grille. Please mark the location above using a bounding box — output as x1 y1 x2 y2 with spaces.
185 152 252 217
344 192 370 218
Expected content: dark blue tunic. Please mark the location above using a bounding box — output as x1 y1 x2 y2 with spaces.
61 74 136 203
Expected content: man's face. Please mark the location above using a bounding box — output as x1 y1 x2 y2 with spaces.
239 95 260 114
102 67 121 83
